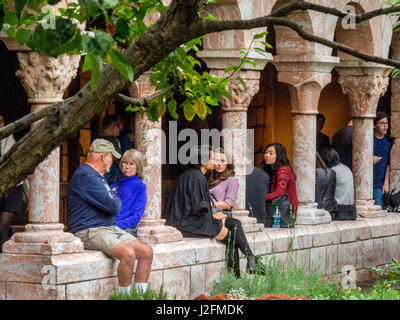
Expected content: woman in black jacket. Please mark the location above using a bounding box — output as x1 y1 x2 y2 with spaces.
163 146 266 278
315 152 338 220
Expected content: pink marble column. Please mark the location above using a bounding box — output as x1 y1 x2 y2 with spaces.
273 55 339 225
129 72 183 244
2 52 83 254
206 69 264 231
390 37 400 193
337 61 393 217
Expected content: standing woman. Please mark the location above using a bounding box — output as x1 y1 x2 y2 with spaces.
207 148 239 213
0 114 23 252
262 143 298 218
110 149 147 237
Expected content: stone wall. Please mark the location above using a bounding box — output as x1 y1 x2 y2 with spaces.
1 214 399 300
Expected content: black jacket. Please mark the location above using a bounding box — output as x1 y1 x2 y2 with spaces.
315 167 337 216
245 165 270 223
163 167 222 238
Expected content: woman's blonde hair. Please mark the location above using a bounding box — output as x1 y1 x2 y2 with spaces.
120 149 144 180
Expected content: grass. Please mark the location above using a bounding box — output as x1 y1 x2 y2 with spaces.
210 252 400 300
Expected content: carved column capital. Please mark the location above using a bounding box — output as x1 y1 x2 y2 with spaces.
220 77 260 112
337 75 389 118
335 60 393 118
209 69 260 112
15 52 80 104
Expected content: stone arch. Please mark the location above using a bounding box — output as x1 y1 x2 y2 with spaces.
271 0 316 56
203 0 271 51
334 1 374 60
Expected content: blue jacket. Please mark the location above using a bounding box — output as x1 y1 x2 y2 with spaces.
110 175 147 229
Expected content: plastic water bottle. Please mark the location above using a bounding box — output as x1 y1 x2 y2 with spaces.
273 205 280 228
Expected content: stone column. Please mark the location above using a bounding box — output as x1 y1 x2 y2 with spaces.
390 39 400 192
2 52 84 254
336 61 393 218
273 55 339 225
200 49 270 232
129 72 183 244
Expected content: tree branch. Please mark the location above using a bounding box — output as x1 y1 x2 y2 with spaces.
116 84 176 106
0 104 59 141
195 16 400 68
272 0 400 23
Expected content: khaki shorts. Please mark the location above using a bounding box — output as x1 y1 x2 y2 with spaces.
74 226 137 256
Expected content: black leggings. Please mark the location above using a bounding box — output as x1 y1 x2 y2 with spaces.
0 211 14 253
219 217 254 277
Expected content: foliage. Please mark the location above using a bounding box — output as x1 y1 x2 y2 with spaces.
209 253 400 300
109 283 170 300
0 0 270 121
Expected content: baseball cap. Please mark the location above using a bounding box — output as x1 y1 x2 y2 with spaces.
89 139 121 159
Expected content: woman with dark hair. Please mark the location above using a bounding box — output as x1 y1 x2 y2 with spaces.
0 114 23 252
207 148 238 212
262 143 298 217
164 146 266 278
315 152 337 219
320 147 355 219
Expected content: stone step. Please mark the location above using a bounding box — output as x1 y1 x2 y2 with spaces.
243 223 264 233
357 209 388 218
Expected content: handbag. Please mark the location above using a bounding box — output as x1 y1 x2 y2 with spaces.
335 204 356 220
210 198 232 218
211 206 232 218
265 192 295 228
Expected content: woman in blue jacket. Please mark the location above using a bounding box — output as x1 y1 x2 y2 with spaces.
111 149 147 237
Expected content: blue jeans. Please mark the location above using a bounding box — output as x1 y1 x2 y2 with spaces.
373 188 383 207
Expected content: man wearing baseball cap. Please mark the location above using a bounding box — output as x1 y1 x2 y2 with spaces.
67 138 153 295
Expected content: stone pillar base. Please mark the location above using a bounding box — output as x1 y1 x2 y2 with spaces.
356 200 388 218
137 219 183 244
295 203 332 225
3 224 83 255
0 250 118 300
232 209 264 233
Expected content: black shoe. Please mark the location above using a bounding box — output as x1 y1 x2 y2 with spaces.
246 256 267 276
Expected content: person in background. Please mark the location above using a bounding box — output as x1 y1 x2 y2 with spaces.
97 114 123 185
315 151 337 220
245 147 270 224
207 148 238 213
111 149 147 237
0 114 23 253
332 120 353 170
262 142 298 218
67 139 153 295
373 111 392 207
164 146 266 278
120 117 135 154
316 113 330 154
320 147 356 220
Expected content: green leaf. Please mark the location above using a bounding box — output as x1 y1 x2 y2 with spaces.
261 41 273 49
82 53 101 92
193 98 207 120
15 28 31 45
101 0 118 9
109 49 134 82
183 101 195 121
146 101 159 122
253 31 268 40
82 29 113 58
116 18 130 39
167 100 179 120
237 76 247 92
15 0 28 18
